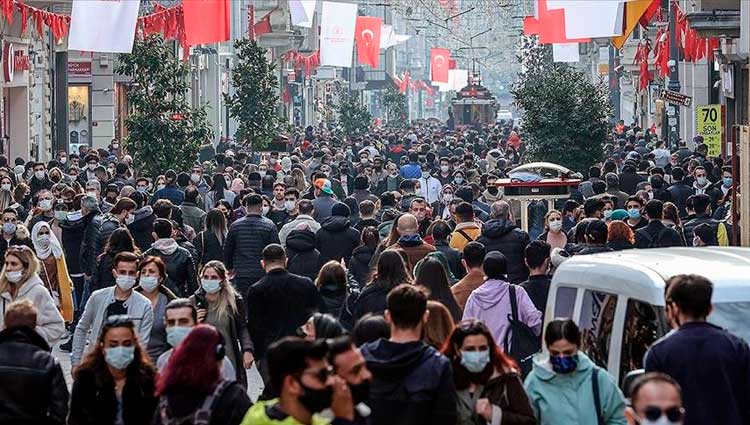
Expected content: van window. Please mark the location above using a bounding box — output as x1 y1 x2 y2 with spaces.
619 300 667 383
553 287 577 318
710 302 750 344
579 289 617 368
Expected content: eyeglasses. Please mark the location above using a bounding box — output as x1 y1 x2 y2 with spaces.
300 365 334 384
640 406 684 422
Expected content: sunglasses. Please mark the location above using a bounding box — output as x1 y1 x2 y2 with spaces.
301 365 334 384
640 406 684 422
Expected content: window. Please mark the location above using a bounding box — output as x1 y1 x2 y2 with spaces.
579 290 618 368
553 287 577 318
619 300 667 383
710 302 750 344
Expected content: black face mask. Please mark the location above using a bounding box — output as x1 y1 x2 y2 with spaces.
348 380 370 405
297 380 333 414
487 187 498 195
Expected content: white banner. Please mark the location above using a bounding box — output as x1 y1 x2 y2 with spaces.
553 43 580 62
68 0 141 53
380 24 394 49
547 0 625 39
437 69 469 92
320 1 358 67
289 0 316 28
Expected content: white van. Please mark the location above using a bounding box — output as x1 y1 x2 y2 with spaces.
545 247 750 385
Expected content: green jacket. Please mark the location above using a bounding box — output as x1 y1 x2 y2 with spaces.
524 352 627 425
241 400 331 425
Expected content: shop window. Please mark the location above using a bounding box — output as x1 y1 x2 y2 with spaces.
619 300 665 383
553 286 577 319
579 290 618 369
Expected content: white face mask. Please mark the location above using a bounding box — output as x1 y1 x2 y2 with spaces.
38 234 51 246
6 270 23 283
139 276 160 292
443 194 453 203
157 184 166 191
549 220 563 231
440 165 450 173
115 275 137 291
34 170 46 180
0 183 11 191
284 200 296 211
421 171 430 179
39 199 53 211
190 173 201 183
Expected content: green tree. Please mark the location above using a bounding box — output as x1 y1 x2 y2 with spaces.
382 86 407 126
337 94 371 138
117 35 212 177
225 38 280 150
512 36 612 173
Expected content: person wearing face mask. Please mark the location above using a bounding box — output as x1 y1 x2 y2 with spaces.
69 315 158 425
189 260 254 388
432 185 455 220
28 162 53 198
71 252 154 368
538 210 569 250
690 166 721 210
624 196 648 231
453 170 466 187
645 275 750 425
417 163 442 205
0 244 65 346
625 373 685 425
328 335 374 425
442 319 536 425
376 163 403 195
96 198 137 261
435 157 454 185
143 218 198 297
524 319 627 425
30 221 74 324
0 208 32 260
134 256 176 360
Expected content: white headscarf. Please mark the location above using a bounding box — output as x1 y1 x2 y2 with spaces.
31 221 63 260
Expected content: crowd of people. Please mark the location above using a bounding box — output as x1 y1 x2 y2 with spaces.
0 119 747 425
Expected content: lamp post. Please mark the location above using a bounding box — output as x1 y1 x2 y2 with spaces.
667 0 681 148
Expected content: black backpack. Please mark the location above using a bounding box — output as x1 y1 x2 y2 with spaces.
503 285 542 378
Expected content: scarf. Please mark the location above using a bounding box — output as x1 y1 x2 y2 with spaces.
152 238 179 255
31 221 63 260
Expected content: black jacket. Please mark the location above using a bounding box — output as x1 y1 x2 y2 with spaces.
476 219 530 284
153 381 252 425
576 244 614 255
0 327 68 425
635 220 684 248
127 206 155 252
91 252 116 292
316 216 361 267
339 280 391 330
318 281 347 317
286 229 320 282
667 181 694 218
361 339 457 425
245 268 320 359
682 214 719 244
224 214 280 283
193 230 224 267
191 290 254 387
434 241 464 280
349 245 375 286
645 322 750 425
143 245 198 297
59 214 87 275
29 177 53 197
68 363 157 425
96 214 123 259
618 170 644 195
354 217 381 233
79 211 103 276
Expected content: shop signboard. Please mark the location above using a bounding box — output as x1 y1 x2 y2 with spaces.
695 104 724 157
3 42 30 86
68 61 92 78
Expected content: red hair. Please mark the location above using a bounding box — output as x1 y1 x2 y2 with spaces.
156 324 223 397
441 320 517 390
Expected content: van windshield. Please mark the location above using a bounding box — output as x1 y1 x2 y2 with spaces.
709 302 750 343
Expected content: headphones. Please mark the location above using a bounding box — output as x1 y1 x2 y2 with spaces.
215 333 226 360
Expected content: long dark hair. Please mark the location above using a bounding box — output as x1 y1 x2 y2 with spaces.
103 228 140 256
415 258 462 320
205 209 228 244
442 320 517 390
361 226 380 251
156 324 223 397
74 316 154 379
210 174 228 201
372 250 411 288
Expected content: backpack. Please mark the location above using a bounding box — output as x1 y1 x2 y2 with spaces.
592 368 604 425
503 285 541 378
158 379 231 425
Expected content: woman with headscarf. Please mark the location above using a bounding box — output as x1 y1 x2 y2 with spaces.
31 221 74 323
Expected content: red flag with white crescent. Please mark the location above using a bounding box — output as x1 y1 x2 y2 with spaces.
355 16 382 68
430 48 450 83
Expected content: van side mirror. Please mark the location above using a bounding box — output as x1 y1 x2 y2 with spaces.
622 369 645 402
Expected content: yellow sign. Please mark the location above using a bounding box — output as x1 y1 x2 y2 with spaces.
695 104 723 157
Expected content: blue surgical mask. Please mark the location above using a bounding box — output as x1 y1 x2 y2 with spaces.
628 208 641 219
2 222 16 234
166 326 192 348
201 279 222 294
723 177 732 188
603 210 613 220
550 354 578 374
460 349 490 373
104 346 135 370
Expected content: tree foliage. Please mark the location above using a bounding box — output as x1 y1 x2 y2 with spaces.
337 94 372 138
117 35 212 176
225 38 280 150
382 86 408 126
512 36 612 173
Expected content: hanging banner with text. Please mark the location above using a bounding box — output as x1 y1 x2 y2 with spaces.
320 1 358 68
695 104 723 157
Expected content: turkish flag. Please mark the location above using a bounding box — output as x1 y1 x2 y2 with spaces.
430 48 450 83
523 0 589 44
183 0 230 46
355 16 382 68
255 12 273 37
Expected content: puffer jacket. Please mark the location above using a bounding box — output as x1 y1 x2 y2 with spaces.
286 229 320 282
349 245 375 286
143 244 198 297
0 326 69 425
315 216 360 267
682 214 719 244
524 352 627 425
127 206 155 252
96 214 123 259
476 219 530 284
224 214 280 283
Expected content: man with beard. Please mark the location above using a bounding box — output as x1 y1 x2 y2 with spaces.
329 336 374 425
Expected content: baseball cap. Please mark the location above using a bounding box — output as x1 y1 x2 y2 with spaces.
314 178 334 195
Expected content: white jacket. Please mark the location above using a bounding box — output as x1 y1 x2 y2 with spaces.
0 274 65 345
417 176 443 204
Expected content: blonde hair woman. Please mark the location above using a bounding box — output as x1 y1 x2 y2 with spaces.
290 168 307 192
31 221 74 322
189 260 254 388
0 245 64 344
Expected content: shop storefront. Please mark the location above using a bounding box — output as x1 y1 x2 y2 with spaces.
67 58 92 154
1 39 31 161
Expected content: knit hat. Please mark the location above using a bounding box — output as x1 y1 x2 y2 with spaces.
331 202 350 217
